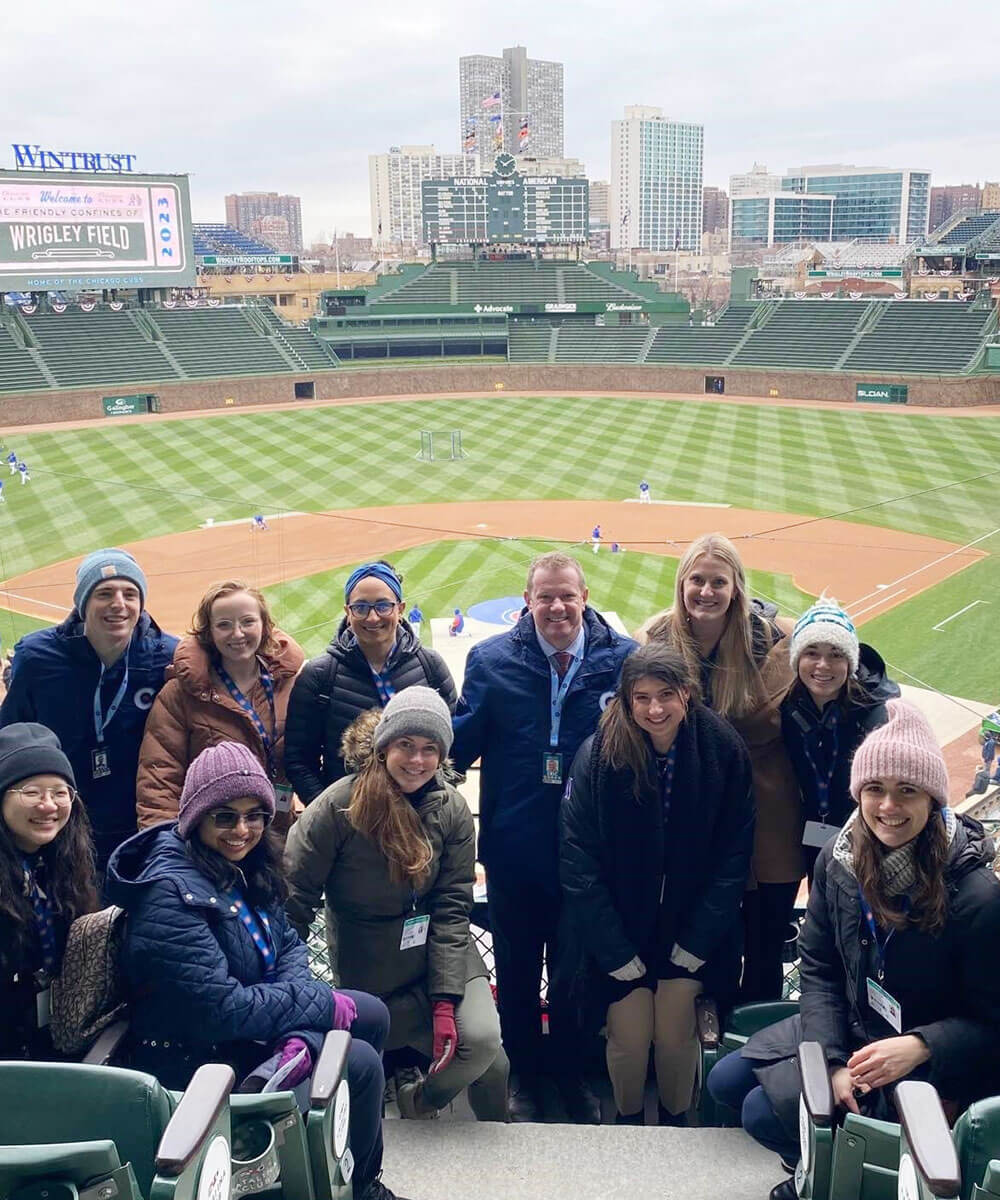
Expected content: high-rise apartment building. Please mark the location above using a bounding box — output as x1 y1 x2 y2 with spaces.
702 186 729 233
459 46 564 161
224 192 303 254
589 181 609 227
729 163 781 197
369 146 478 247
252 215 293 254
781 165 930 242
610 106 704 252
982 182 1000 211
730 193 835 247
929 184 982 232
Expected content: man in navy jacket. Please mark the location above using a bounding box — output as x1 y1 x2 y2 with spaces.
0 548 177 869
452 551 636 1122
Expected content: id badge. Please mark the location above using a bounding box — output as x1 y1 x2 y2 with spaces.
866 977 902 1033
542 752 563 785
274 783 293 813
36 986 51 1029
92 746 111 779
400 915 430 950
802 820 839 849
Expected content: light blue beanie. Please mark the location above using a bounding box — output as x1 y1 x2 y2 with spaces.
73 548 147 616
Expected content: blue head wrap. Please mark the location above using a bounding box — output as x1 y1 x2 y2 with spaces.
344 562 403 602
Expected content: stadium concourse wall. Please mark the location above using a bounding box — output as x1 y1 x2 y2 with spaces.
1 364 999 425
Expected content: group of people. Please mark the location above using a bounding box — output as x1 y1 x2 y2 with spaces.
3 445 30 494
2 535 999 1200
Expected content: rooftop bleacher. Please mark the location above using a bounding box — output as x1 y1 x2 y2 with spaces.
192 223 281 256
937 213 1000 246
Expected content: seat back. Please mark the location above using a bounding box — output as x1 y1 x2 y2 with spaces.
955 1098 1000 1200
0 1062 173 1197
728 1001 800 1038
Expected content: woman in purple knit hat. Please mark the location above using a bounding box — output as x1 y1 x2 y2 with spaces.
106 741 411 1200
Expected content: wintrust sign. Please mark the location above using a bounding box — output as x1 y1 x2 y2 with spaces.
12 144 138 173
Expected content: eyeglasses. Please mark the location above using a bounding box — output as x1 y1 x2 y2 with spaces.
347 600 398 618
209 809 273 830
10 786 77 806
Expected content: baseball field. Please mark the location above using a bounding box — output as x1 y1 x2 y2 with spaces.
1 391 998 703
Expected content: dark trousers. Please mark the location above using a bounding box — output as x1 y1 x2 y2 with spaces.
342 989 390 1193
707 1050 798 1163
487 875 573 1078
740 881 799 1003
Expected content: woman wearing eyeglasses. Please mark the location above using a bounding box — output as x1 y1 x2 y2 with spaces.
285 561 457 804
136 580 305 837
0 723 98 1060
107 741 411 1200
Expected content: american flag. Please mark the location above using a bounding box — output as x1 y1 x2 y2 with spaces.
481 90 501 110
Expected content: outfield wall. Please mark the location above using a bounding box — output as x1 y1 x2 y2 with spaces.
1 364 998 425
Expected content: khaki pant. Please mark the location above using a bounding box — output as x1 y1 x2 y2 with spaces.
605 978 702 1117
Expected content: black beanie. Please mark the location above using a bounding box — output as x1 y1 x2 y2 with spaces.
0 723 76 796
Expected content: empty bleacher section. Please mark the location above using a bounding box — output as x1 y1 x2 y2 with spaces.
192 224 281 256
552 323 650 363
255 304 340 369
646 303 758 364
507 320 555 362
0 324 50 391
732 300 869 369
146 307 291 377
843 302 997 373
936 213 1000 246
22 311 180 388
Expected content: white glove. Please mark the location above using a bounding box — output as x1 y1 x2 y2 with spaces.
609 955 646 982
669 943 705 973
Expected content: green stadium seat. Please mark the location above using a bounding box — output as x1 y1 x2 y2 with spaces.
646 302 758 364
843 302 994 373
22 310 182 389
0 324 50 392
898 1084 1000 1200
731 300 870 370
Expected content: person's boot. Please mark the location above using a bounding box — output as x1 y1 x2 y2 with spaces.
509 1072 544 1122
355 1170 413 1200
657 1103 687 1127
396 1074 439 1120
769 1179 797 1200
556 1073 601 1124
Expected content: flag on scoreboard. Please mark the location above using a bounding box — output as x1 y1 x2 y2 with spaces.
489 113 503 149
481 90 501 109
464 118 477 151
518 115 530 151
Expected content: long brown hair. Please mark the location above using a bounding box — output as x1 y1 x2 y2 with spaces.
852 808 949 934
645 533 766 718
599 645 696 799
190 580 279 660
347 755 434 887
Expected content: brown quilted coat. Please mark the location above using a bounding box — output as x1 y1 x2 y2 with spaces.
136 631 305 833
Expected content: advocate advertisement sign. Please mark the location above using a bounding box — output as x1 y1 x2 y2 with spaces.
0 170 196 291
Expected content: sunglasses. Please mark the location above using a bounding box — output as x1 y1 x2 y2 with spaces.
347 599 399 618
209 809 272 830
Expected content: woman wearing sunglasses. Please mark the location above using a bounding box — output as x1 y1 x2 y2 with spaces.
285 561 457 804
107 741 410 1200
1 723 97 1060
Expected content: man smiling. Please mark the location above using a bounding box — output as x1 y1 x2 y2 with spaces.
0 548 177 869
453 552 636 1122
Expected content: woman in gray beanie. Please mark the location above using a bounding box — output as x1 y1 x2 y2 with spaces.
0 722 97 1060
285 686 509 1121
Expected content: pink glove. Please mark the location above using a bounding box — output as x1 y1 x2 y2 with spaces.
430 1000 458 1074
275 1037 313 1087
331 989 358 1031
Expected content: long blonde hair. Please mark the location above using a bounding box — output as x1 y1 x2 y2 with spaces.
347 753 434 887
645 533 766 719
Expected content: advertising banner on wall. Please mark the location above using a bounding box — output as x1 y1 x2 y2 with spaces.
0 170 195 291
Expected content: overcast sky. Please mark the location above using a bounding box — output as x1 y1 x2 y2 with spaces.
3 0 999 245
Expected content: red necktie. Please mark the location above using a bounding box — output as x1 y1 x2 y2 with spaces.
553 651 573 680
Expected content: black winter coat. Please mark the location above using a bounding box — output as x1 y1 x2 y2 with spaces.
106 826 334 1089
781 644 899 868
744 813 1000 1133
559 704 755 1030
284 619 457 803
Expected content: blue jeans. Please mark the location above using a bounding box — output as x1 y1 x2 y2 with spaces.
342 990 390 1193
707 1050 799 1163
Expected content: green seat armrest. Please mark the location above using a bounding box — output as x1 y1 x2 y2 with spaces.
154 1064 234 1177
310 1031 351 1111
799 1041 834 1127
895 1081 960 1197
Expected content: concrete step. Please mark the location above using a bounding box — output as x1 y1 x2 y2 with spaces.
381 1122 781 1200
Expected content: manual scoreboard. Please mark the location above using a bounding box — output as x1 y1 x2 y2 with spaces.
422 154 588 246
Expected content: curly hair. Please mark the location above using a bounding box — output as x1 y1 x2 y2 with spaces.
189 580 278 660
0 800 98 973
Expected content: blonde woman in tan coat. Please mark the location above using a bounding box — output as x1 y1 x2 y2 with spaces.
637 533 802 1002
137 581 304 836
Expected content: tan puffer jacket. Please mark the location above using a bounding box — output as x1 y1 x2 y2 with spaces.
135 631 305 833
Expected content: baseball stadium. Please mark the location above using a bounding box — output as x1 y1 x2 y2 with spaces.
3 155 1000 1199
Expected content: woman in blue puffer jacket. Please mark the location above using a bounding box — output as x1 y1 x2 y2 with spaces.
106 741 410 1200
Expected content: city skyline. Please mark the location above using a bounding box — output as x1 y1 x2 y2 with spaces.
4 0 999 245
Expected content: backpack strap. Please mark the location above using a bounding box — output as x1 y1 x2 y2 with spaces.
415 645 444 693
314 653 339 710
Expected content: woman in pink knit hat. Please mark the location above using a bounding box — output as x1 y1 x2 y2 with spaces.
707 698 1000 1200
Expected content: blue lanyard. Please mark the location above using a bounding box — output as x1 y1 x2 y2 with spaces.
216 663 276 773
657 743 678 817
21 856 59 976
93 651 130 745
858 887 894 982
549 654 583 747
225 889 276 976
800 717 840 821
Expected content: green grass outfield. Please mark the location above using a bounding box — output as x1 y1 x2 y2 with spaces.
1 393 999 700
